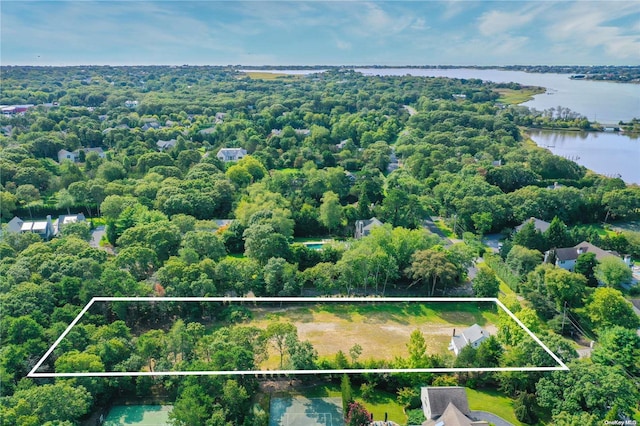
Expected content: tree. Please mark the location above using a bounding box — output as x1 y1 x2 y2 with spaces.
265 322 297 369
349 343 363 365
536 360 638 419
286 334 318 370
55 188 76 215
406 329 429 368
243 223 290 265
591 326 640 374
346 401 371 426
319 190 342 233
513 221 545 251
408 249 459 296
472 265 500 297
263 257 299 296
587 287 640 330
506 245 542 277
341 374 354 417
181 231 226 261
513 392 538 424
543 216 571 250
15 184 41 219
574 252 598 287
544 267 586 308
0 382 92 424
594 255 632 289
60 221 92 241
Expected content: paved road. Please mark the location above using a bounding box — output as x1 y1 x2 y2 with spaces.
422 217 453 246
89 225 105 248
471 411 515 426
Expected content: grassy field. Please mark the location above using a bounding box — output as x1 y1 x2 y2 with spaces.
243 71 296 80
465 388 525 426
495 87 545 104
240 302 499 368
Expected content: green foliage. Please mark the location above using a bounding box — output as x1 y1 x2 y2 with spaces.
472 264 500 297
341 374 354 416
594 255 633 289
586 287 640 330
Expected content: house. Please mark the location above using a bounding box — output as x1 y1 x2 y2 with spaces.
124 100 138 108
216 147 247 162
157 139 177 151
514 217 551 233
420 387 488 426
7 216 55 240
448 324 489 356
57 147 106 163
548 241 629 271
354 217 384 239
53 213 86 235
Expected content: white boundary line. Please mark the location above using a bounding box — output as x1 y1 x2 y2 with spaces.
27 297 569 378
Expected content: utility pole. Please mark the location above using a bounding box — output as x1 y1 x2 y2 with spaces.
561 301 567 334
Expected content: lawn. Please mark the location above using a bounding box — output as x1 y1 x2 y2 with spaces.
465 388 524 426
297 383 406 425
240 301 499 368
495 87 545 104
242 71 297 80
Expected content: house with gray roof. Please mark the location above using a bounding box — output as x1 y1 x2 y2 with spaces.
216 147 247 162
7 216 55 240
448 324 489 356
157 139 177 151
354 217 384 239
420 387 488 426
548 241 629 271
514 217 551 233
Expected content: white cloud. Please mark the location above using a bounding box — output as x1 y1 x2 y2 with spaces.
545 2 640 61
477 3 551 37
336 39 352 50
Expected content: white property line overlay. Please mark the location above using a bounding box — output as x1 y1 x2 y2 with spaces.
28 297 569 377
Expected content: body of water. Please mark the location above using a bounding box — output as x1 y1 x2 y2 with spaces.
354 68 640 124
528 130 639 184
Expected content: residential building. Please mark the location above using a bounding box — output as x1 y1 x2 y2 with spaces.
7 216 55 240
53 213 86 235
420 387 488 426
547 241 628 271
449 324 489 356
514 217 551 233
354 217 384 239
157 139 177 151
57 147 106 163
216 147 247 162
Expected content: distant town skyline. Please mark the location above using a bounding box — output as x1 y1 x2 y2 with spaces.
2 1 639 66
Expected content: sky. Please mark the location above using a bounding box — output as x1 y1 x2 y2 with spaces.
2 1 640 66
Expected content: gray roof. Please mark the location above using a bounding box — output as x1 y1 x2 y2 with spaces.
515 217 551 233
423 402 478 426
360 217 384 231
555 241 618 262
451 324 489 352
422 387 471 420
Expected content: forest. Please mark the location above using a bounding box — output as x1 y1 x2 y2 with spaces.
0 66 639 425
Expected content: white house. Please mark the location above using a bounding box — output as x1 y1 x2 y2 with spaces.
548 241 629 271
448 324 489 356
7 216 55 240
57 147 106 163
216 148 247 162
354 217 384 239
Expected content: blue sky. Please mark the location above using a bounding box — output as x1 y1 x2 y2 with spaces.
2 1 640 66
